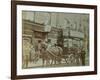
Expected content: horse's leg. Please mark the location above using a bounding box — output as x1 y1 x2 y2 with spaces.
70 54 75 64
25 55 28 68
50 58 53 66
78 55 83 65
54 57 56 65
64 56 68 64
42 57 45 67
58 58 62 64
33 54 37 63
46 59 50 66
64 58 67 63
57 55 62 64
75 56 80 65
79 58 81 65
49 55 53 66
46 59 48 66
45 53 49 66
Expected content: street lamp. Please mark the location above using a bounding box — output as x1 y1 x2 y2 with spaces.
44 23 52 42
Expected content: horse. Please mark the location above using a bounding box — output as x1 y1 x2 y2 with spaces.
68 47 85 65
62 47 82 65
40 45 63 66
29 45 41 64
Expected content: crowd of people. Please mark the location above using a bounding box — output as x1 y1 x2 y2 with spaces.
22 38 86 68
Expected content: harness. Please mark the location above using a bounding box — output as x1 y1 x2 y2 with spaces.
46 47 62 59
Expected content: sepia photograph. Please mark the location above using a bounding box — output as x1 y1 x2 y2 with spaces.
22 11 89 69
11 1 97 79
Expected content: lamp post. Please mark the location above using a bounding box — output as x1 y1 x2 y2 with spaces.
44 23 51 41
44 12 52 41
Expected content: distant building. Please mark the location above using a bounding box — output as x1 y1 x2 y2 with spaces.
22 20 49 50
47 27 61 45
63 26 84 48
22 11 89 51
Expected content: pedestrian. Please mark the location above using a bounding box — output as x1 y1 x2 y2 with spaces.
80 47 86 66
